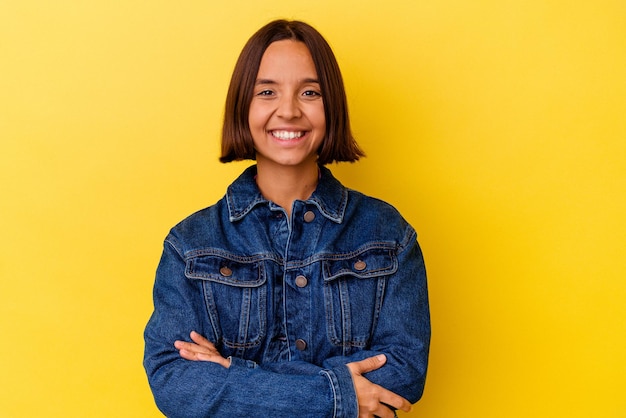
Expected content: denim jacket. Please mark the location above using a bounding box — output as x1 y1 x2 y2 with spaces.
144 165 430 418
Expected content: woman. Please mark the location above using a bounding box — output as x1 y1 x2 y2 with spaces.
144 19 430 418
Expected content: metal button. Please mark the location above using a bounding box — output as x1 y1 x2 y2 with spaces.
219 266 232 277
353 260 367 271
303 211 315 223
295 339 307 351
295 275 308 288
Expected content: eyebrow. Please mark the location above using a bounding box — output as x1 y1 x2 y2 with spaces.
255 78 320 85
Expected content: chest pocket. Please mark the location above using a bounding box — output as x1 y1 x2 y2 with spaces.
322 246 397 354
185 254 267 357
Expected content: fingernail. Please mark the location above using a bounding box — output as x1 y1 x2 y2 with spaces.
376 354 386 362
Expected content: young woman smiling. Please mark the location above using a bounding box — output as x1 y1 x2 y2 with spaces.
144 19 431 418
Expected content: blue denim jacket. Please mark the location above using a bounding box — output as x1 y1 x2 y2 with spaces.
144 165 430 417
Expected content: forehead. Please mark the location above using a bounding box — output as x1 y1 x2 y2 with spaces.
257 40 317 78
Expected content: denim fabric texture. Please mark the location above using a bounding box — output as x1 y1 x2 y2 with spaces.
144 165 431 417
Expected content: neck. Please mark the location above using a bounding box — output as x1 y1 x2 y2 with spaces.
255 161 319 217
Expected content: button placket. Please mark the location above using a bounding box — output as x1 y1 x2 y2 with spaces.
285 203 317 360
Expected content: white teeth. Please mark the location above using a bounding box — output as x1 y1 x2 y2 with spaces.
271 130 304 140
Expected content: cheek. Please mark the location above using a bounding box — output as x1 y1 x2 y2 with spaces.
312 103 326 130
248 103 268 130
247 110 259 130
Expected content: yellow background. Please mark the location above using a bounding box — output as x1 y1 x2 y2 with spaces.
1 0 625 417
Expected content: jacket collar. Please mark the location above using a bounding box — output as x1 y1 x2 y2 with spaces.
226 165 348 224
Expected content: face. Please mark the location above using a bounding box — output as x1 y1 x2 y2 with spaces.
248 40 326 170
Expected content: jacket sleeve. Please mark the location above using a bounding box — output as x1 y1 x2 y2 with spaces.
322 232 431 404
143 238 358 418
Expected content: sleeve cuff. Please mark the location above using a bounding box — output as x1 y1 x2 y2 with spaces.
228 356 257 369
320 364 358 418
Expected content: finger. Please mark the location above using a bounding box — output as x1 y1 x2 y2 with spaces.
372 402 396 418
348 354 386 375
379 403 399 418
177 345 229 366
179 349 212 362
175 339 219 356
174 339 231 368
189 331 215 348
190 349 231 368
379 390 411 413
174 340 211 356
178 348 203 361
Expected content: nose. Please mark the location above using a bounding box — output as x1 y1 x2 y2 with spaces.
276 95 302 119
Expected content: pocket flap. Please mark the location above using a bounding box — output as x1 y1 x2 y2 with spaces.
323 247 397 282
185 255 266 287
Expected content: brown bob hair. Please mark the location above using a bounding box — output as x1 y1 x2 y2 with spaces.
220 19 364 164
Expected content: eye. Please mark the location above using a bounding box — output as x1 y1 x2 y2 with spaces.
302 90 322 98
256 89 274 96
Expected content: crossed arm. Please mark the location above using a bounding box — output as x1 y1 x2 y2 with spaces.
175 331 412 418
147 233 429 417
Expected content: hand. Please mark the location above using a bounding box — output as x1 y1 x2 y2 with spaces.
346 354 411 418
174 331 231 368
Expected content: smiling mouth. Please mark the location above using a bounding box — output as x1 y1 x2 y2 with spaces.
270 130 306 140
